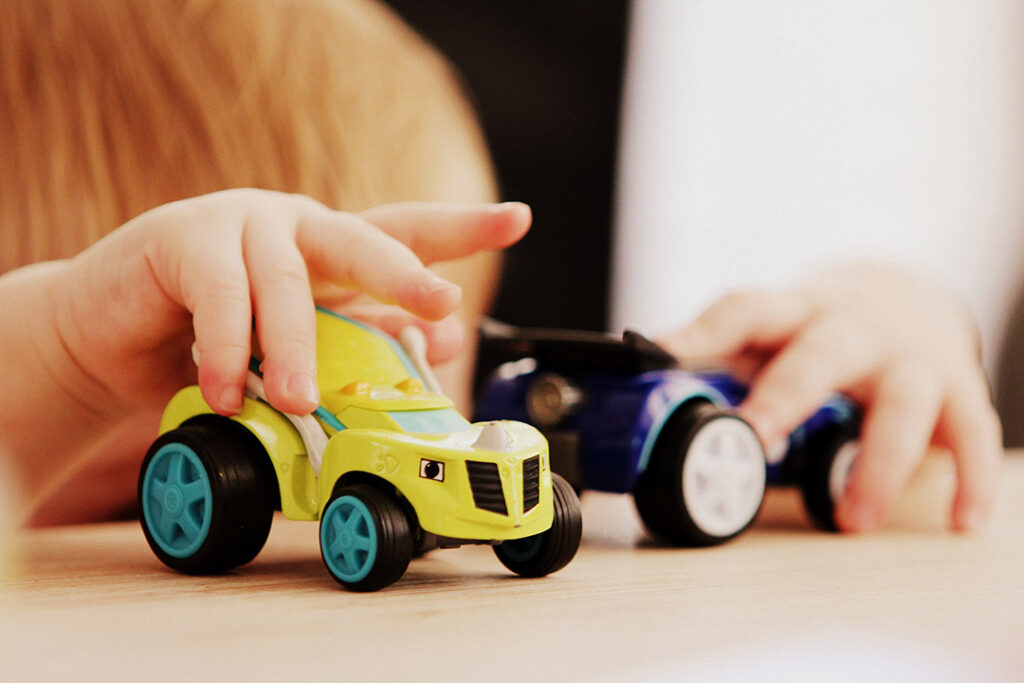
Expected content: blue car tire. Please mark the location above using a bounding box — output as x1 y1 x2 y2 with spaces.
799 425 860 532
634 401 766 546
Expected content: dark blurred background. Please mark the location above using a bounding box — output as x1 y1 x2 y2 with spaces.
387 1 1024 448
386 1 628 333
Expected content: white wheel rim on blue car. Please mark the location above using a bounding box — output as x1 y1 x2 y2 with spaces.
141 443 214 558
829 441 861 502
320 495 379 584
682 417 766 538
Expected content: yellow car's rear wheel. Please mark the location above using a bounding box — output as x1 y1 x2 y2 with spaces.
139 420 275 573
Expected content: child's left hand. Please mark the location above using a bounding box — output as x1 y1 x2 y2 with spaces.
658 262 1002 533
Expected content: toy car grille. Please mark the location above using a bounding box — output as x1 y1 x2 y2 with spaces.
522 455 541 513
466 461 507 515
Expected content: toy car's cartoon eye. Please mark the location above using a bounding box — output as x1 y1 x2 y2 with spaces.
526 373 583 427
419 459 445 482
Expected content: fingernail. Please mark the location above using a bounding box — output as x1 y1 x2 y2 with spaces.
764 437 789 465
424 273 459 294
743 412 778 447
954 505 987 533
287 372 319 405
836 500 883 532
217 385 243 415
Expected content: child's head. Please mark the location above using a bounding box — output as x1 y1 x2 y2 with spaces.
0 0 495 272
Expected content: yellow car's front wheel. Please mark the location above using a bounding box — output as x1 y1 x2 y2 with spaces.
320 483 414 591
494 473 582 578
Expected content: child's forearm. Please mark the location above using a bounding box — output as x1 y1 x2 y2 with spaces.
0 261 115 510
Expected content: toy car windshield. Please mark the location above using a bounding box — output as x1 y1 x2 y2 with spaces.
479 318 678 374
316 311 425 391
314 309 455 415
387 407 470 434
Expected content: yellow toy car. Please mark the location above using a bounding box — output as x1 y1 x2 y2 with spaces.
139 308 582 591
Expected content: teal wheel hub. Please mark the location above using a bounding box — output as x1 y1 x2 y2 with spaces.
321 495 378 583
141 443 214 558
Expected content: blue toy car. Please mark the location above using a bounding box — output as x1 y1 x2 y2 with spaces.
474 321 861 546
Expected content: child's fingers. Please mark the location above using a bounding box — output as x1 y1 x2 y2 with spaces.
940 383 1002 531
297 208 461 321
336 304 466 365
834 363 944 532
164 193 467 418
243 217 320 414
337 233 457 318
658 289 809 363
738 316 880 445
179 241 252 416
359 201 532 264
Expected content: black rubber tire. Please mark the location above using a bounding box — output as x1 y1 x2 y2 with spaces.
494 473 582 577
139 420 275 574
633 401 766 547
800 428 859 532
320 483 414 592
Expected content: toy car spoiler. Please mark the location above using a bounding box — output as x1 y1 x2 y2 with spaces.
479 318 678 374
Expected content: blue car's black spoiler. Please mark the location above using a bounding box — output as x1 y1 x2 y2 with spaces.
478 318 678 374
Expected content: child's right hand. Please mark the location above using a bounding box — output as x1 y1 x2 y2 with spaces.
0 189 530 519
49 189 531 419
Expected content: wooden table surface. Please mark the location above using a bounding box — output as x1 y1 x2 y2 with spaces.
2 455 1021 682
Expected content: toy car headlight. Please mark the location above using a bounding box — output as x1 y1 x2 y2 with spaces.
419 458 445 482
526 373 583 427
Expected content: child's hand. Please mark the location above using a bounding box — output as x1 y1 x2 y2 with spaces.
49 189 531 418
658 262 1002 533
0 190 530 523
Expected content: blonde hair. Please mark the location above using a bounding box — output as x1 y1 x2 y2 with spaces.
0 0 496 272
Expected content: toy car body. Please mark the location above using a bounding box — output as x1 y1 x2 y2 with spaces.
139 309 582 591
474 322 861 546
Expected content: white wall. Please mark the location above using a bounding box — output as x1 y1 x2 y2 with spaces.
612 0 1024 378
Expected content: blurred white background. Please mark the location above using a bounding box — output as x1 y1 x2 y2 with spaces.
612 0 1024 380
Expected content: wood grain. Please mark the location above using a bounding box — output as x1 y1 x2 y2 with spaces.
2 455 1021 681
